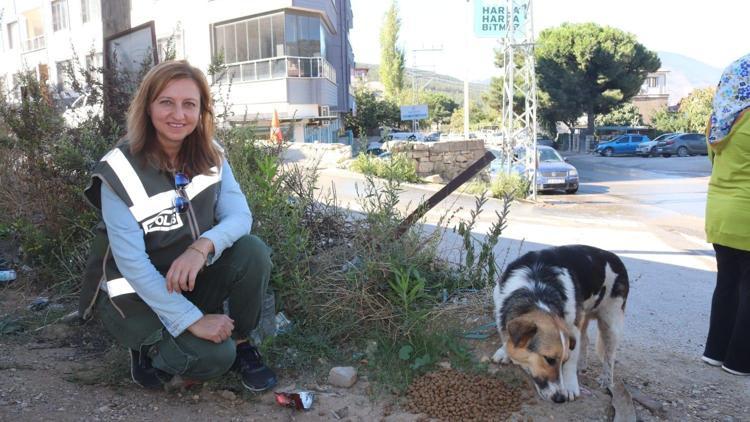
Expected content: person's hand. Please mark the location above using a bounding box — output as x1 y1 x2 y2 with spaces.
187 314 234 343
166 238 214 293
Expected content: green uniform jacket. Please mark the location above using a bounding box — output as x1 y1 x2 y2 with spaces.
706 112 750 251
78 143 221 319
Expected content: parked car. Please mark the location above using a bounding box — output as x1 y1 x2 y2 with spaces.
655 133 708 157
595 134 651 156
366 141 385 155
491 146 579 194
390 132 420 141
537 138 555 148
424 131 441 141
636 133 679 157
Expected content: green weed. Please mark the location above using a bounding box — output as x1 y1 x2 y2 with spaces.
350 153 420 183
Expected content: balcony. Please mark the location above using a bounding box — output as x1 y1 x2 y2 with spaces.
22 35 46 52
217 56 337 85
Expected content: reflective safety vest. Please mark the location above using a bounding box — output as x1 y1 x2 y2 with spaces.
78 143 222 319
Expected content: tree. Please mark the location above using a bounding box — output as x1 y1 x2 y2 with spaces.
344 86 400 136
595 103 644 127
423 92 458 128
679 87 715 133
535 23 661 135
379 1 405 98
651 87 715 133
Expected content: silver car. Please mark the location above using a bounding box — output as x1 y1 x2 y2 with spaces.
491 146 579 194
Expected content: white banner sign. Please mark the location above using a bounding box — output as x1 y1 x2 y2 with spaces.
400 104 429 121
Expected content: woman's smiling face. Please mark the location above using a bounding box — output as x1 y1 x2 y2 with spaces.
149 78 201 151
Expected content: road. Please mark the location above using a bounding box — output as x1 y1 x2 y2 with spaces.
565 153 711 223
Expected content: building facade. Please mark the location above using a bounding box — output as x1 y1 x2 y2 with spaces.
0 0 355 142
632 70 669 125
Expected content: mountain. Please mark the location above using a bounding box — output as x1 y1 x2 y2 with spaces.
657 52 722 105
355 63 490 103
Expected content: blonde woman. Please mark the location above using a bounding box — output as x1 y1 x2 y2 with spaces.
79 60 277 390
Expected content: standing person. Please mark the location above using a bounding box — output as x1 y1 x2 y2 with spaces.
78 60 278 390
702 53 750 376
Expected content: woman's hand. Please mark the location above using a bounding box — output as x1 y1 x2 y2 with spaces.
187 314 234 343
166 238 214 293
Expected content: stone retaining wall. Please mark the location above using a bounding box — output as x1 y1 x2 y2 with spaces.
385 139 486 181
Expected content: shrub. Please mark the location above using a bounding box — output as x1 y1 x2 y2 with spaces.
0 71 114 292
350 153 420 183
465 172 530 201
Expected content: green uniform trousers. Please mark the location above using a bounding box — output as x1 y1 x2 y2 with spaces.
96 234 272 380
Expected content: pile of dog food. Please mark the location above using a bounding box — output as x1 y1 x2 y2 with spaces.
406 369 524 421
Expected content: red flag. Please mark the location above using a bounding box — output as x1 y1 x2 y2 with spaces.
270 109 283 145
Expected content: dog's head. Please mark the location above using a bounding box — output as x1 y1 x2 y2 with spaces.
504 311 576 403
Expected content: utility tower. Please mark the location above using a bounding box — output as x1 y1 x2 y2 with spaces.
498 0 538 199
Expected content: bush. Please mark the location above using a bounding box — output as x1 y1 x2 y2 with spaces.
350 153 420 183
0 70 114 292
465 172 530 201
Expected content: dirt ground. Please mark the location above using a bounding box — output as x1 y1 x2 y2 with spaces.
1 287 748 422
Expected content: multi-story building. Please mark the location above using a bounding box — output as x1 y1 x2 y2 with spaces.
632 70 669 125
0 0 355 143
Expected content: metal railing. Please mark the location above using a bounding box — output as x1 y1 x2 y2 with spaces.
22 35 46 52
218 56 337 85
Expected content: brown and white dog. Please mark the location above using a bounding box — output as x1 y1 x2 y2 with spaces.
492 245 629 403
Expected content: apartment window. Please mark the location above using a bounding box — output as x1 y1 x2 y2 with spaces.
647 76 658 88
157 34 183 60
56 60 72 90
213 12 334 83
51 0 70 32
285 13 324 58
81 0 91 23
214 13 287 63
7 22 17 49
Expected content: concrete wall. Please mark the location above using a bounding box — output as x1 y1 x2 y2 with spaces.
633 95 668 125
386 139 486 181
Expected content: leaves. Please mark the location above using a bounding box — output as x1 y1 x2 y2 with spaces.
595 103 644 127
651 87 715 133
534 23 661 133
380 1 405 98
398 344 414 360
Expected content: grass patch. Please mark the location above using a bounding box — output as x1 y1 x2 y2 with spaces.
366 326 481 394
465 172 530 200
350 153 421 183
260 324 345 379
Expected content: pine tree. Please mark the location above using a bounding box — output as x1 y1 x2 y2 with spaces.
379 1 405 98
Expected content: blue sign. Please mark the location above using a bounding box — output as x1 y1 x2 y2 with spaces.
474 0 528 40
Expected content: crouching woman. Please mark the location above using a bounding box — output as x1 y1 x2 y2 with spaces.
78 60 277 391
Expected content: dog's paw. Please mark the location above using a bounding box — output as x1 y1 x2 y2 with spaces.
565 384 581 401
491 346 510 364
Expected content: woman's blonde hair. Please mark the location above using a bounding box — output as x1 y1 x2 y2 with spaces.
125 60 221 175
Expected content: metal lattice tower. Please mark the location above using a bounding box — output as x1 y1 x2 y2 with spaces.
499 0 538 199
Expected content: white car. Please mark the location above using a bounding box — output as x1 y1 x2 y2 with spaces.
637 133 677 157
63 94 103 127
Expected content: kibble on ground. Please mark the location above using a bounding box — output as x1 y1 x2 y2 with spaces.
406 369 524 421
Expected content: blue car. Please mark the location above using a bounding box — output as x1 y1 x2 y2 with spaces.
595 134 651 157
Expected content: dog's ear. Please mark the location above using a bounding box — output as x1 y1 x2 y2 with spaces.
568 335 577 351
507 317 537 348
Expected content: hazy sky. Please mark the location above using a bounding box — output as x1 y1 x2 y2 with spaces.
350 0 750 81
